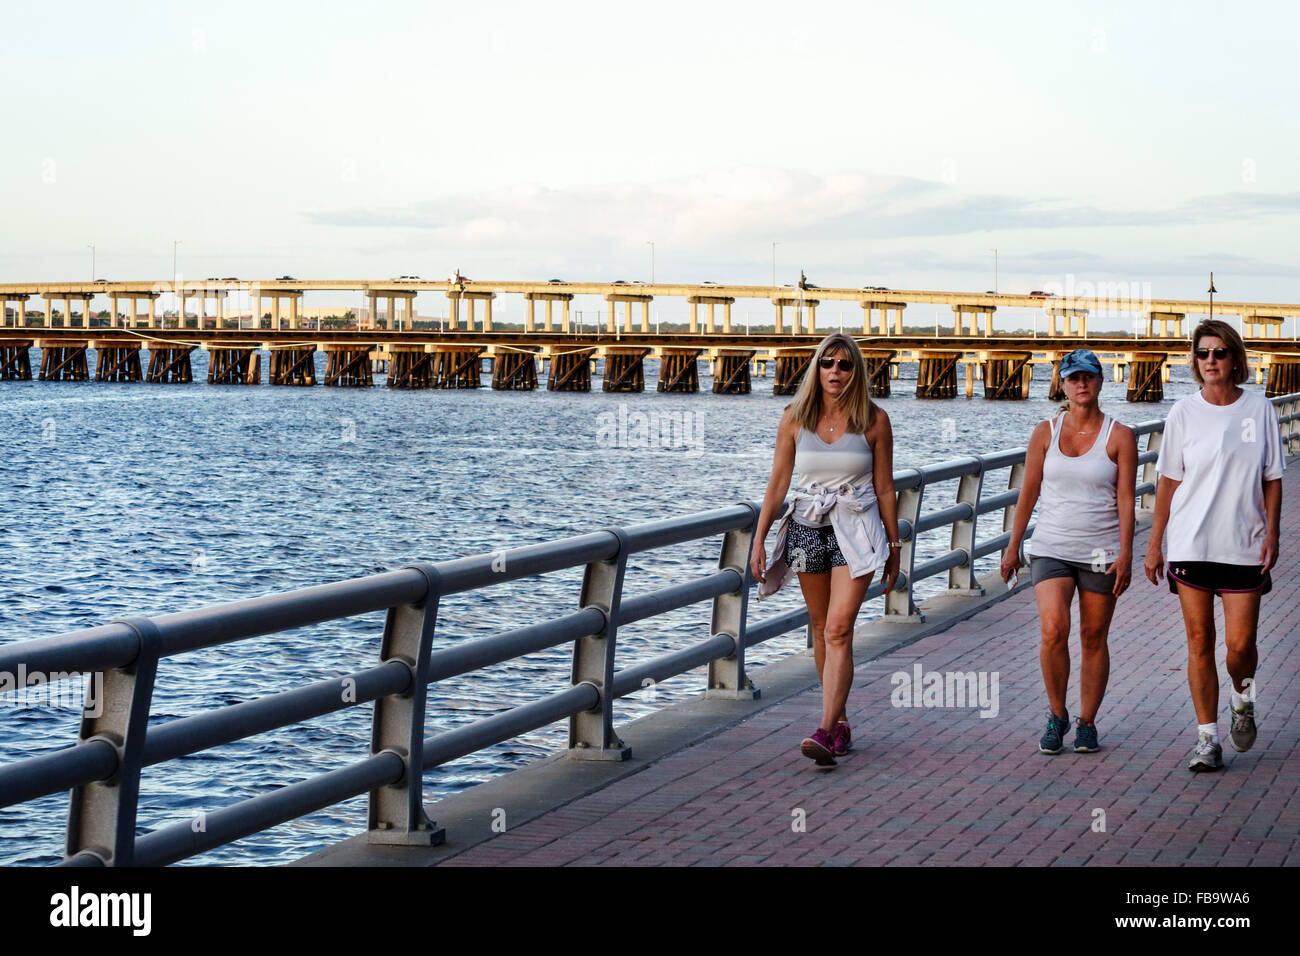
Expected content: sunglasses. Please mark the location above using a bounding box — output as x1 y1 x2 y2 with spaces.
1194 348 1230 360
819 358 853 371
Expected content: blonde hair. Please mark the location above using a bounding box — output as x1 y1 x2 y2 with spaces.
788 333 874 433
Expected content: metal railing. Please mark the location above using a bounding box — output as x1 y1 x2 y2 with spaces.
3 393 1298 866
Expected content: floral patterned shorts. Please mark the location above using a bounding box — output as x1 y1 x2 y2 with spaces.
785 521 847 574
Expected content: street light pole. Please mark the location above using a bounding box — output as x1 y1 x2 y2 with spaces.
173 239 182 325
88 242 95 281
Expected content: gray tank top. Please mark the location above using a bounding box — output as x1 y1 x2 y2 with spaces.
793 428 873 527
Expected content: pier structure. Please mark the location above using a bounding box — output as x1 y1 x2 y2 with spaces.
3 396 1297 866
3 278 1300 400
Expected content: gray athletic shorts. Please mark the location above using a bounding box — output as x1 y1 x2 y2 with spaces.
1029 556 1116 595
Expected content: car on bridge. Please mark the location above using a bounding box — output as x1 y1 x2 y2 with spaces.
1029 290 1055 297
548 278 566 284
277 275 296 281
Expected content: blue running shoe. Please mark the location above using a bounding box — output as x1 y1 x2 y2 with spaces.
1039 711 1070 755
1073 718 1100 753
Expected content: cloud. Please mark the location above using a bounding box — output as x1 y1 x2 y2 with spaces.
305 167 1300 254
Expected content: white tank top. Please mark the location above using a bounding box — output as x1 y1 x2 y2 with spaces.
793 428 873 527
1026 414 1121 563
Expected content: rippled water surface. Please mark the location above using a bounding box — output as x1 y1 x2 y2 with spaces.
0 350 1215 865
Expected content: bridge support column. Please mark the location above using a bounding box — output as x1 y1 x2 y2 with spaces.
37 339 90 381
145 345 194 383
1266 357 1300 397
689 301 698 334
430 345 484 387
983 351 1033 400
658 348 701 393
0 340 33 380
1245 314 1286 339
773 302 783 334
916 351 960 399
44 297 52 327
807 303 817 335
773 348 813 396
1126 353 1166 402
93 341 143 381
712 350 754 394
603 348 649 392
547 347 595 391
862 349 895 398
491 348 538 390
386 347 434 388
1145 311 1185 338
207 346 261 384
526 298 536 332
269 345 317 385
607 299 617 334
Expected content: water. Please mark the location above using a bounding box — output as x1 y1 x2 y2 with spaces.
0 351 1216 865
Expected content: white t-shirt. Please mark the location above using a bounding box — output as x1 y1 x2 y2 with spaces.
1155 388 1285 564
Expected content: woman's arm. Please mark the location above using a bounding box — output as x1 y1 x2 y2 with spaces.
870 409 901 593
1109 423 1138 595
1143 476 1180 583
1261 477 1282 573
749 408 798 583
1000 421 1050 582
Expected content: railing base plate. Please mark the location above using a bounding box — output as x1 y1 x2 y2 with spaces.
365 824 446 847
568 743 631 762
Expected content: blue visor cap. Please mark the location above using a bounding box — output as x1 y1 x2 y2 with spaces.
1059 349 1103 379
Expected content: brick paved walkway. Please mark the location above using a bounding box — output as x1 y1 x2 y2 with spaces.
444 474 1300 867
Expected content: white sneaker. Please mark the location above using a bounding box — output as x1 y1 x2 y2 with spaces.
1187 732 1223 772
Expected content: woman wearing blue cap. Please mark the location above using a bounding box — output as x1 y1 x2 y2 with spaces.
1001 348 1137 754
1143 320 1283 772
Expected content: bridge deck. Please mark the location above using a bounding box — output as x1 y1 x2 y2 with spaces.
439 471 1300 867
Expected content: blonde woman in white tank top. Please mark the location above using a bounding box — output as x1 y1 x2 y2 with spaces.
751 333 902 767
1001 350 1137 756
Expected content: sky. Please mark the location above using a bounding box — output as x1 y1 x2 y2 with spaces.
2 0 1297 328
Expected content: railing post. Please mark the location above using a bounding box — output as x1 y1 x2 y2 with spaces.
1001 460 1026 571
707 504 760 700
885 470 925 620
65 617 161 866
366 563 445 846
1139 428 1163 515
569 528 631 760
949 459 986 594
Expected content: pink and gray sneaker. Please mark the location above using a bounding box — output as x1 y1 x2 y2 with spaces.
800 728 837 766
832 721 852 756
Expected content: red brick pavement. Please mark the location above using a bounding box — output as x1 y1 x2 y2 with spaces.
444 483 1300 867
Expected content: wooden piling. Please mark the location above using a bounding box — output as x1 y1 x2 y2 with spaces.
323 346 374 387
547 348 595 392
982 352 1033 400
38 342 90 381
1266 358 1300 397
603 348 649 392
145 346 194 384
0 341 34 380
863 349 895 398
386 349 435 388
208 347 261 385
1126 354 1166 402
428 346 484 388
92 344 143 382
658 349 702 393
269 347 317 386
491 350 539 390
773 349 813 396
712 351 755 394
1048 360 1065 402
916 352 959 399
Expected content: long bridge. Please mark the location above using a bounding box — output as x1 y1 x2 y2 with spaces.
3 278 1300 400
2 394 1298 867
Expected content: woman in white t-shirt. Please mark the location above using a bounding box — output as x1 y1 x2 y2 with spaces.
1144 320 1284 773
1002 349 1137 756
